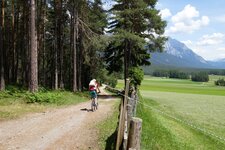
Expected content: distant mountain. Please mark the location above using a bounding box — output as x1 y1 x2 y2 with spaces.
217 58 225 62
208 59 225 69
150 38 225 69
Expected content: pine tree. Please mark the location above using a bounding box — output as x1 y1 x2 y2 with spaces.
85 0 108 79
0 0 5 91
29 0 38 92
105 0 167 84
0 0 110 91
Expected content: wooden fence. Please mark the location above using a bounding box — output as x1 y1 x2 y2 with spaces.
106 79 142 150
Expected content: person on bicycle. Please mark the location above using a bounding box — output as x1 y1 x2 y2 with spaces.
89 79 101 110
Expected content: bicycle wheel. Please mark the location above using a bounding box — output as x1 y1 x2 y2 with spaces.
91 98 95 111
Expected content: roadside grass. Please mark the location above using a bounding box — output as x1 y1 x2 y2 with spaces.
116 79 124 89
97 99 120 150
0 86 89 120
0 99 46 120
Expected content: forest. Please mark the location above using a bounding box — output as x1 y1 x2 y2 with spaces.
0 0 166 92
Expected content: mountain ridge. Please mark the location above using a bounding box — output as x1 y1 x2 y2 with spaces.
150 38 225 69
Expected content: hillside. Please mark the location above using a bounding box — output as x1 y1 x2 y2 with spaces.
150 38 225 69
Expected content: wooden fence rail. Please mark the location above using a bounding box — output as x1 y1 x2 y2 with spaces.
106 79 142 150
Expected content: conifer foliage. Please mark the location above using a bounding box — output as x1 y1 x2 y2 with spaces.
0 0 166 91
0 0 107 92
105 0 167 85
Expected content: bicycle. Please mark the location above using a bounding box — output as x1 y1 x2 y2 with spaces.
90 90 98 112
91 97 98 111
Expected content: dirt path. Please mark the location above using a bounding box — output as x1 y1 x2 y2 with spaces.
0 86 118 150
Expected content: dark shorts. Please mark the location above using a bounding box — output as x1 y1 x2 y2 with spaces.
90 90 97 99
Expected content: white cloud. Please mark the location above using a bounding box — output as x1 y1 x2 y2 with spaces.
166 4 210 34
218 47 225 51
171 4 199 23
156 2 163 8
181 34 225 60
159 8 172 19
195 47 225 60
197 33 225 46
182 40 193 46
186 44 225 60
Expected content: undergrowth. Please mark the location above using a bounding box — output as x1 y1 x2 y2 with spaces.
0 85 89 120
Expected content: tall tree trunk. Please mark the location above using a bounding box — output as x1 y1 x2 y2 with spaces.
37 0 42 85
54 37 58 90
0 0 5 91
73 9 78 92
69 13 73 89
37 0 46 86
21 2 30 87
11 0 16 83
58 0 64 89
15 4 19 83
29 0 38 92
78 32 83 91
54 0 59 90
54 0 64 89
59 34 64 89
42 0 46 86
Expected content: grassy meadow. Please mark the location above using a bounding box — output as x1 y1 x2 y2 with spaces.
118 75 225 149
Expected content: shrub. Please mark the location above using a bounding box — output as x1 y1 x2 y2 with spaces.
25 92 61 104
105 76 118 88
215 78 225 86
98 69 118 88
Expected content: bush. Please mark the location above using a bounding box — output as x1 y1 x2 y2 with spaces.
0 85 26 98
25 91 61 104
105 76 118 88
191 72 209 82
98 69 118 88
215 78 225 86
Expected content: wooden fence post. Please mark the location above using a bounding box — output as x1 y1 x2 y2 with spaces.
127 117 142 150
133 91 138 117
123 79 130 150
129 87 135 117
116 98 125 150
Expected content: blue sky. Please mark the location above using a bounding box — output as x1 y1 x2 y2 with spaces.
157 0 225 60
102 0 225 60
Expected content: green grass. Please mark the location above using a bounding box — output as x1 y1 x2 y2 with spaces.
140 76 225 96
137 97 225 150
97 100 120 150
116 79 124 89
0 87 89 120
137 75 225 149
0 100 46 121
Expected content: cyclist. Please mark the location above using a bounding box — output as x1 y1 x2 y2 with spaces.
89 79 101 111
